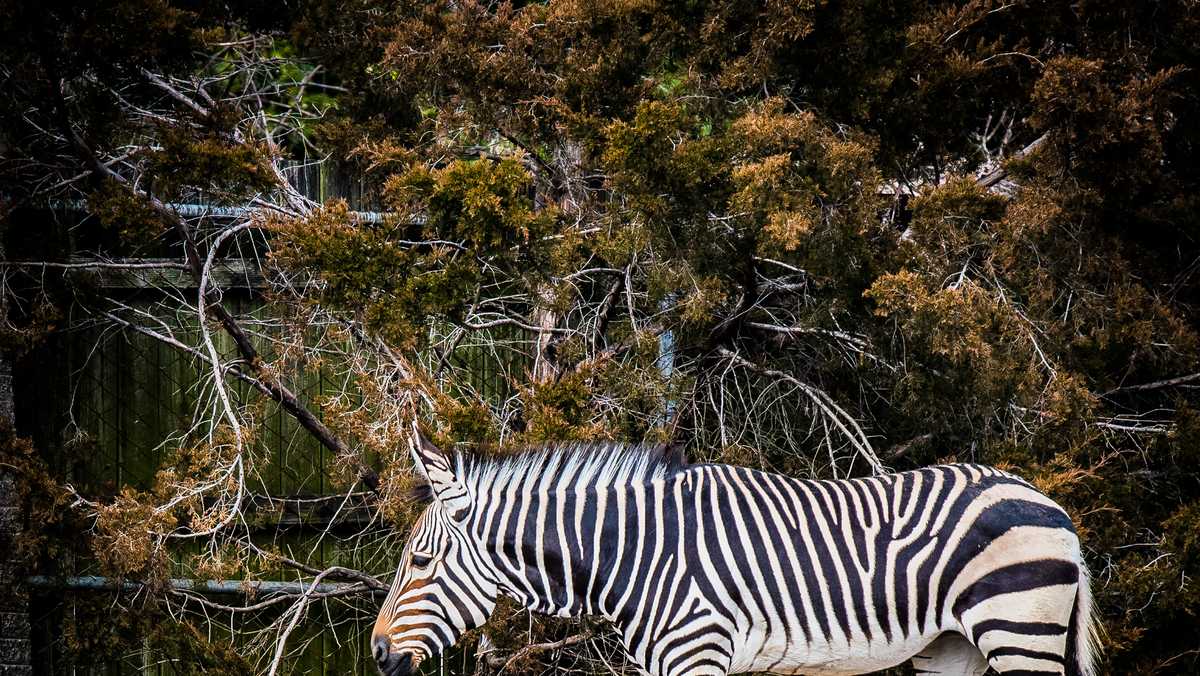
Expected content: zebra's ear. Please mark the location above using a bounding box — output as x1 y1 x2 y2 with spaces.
409 425 471 521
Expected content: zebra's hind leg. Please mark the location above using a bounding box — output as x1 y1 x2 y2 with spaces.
957 571 1079 674
911 633 989 676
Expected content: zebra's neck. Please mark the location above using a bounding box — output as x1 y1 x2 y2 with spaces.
466 473 678 622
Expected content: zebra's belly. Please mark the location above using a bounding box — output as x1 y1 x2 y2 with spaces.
735 629 938 675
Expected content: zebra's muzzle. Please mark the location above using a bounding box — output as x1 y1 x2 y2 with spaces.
373 636 414 676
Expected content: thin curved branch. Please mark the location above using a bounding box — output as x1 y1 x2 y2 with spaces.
487 632 593 672
717 346 884 475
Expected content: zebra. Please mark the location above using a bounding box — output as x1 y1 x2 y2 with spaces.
372 431 1100 676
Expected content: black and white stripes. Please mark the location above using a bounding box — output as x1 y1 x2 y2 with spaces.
372 435 1099 676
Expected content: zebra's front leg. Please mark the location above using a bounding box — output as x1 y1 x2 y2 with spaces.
660 645 732 676
625 627 733 676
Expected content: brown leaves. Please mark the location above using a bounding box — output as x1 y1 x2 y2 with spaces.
149 126 278 203
868 270 1009 369
726 99 881 256
0 431 66 564
904 177 1006 274
93 487 175 579
699 0 821 88
762 210 816 252
86 177 172 245
1031 56 1185 195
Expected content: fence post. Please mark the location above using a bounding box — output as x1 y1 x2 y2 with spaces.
0 351 33 675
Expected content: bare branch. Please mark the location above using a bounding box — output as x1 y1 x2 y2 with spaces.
486 631 594 672
717 347 885 475
976 132 1048 189
1102 372 1200 396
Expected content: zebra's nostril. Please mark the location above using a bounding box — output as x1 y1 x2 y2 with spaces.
373 645 413 676
372 635 390 664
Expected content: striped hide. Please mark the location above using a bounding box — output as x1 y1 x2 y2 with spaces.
371 432 1099 676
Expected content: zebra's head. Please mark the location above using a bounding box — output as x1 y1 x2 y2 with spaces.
372 430 498 676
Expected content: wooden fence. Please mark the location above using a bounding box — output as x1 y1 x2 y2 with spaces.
12 162 522 674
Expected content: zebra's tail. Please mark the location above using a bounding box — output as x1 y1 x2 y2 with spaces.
1068 557 1102 676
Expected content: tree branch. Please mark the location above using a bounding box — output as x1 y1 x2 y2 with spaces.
171 217 361 464
65 124 375 490
976 132 1048 188
1102 372 1200 396
717 346 884 475
486 632 593 672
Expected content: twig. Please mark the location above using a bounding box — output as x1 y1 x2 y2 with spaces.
718 347 885 474
1 260 188 270
976 132 1048 188
1102 372 1200 396
267 567 341 676
886 433 933 461
487 632 593 672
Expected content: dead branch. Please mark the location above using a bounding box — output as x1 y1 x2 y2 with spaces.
976 132 1048 188
1102 372 1200 396
486 631 594 672
886 433 934 461
717 346 885 475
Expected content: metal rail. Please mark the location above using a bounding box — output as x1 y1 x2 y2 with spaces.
25 575 378 596
46 199 392 224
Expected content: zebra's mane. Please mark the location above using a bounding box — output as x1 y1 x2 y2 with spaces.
456 441 687 495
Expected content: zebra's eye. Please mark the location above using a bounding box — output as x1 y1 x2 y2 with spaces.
411 552 434 569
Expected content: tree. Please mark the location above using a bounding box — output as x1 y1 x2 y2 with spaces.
2 0 1198 672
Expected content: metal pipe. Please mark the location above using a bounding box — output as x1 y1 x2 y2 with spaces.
46 199 398 224
658 296 677 423
25 575 366 596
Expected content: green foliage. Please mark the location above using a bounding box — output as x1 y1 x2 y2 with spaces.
903 178 1006 273
388 157 556 251
518 367 605 442
272 157 556 348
